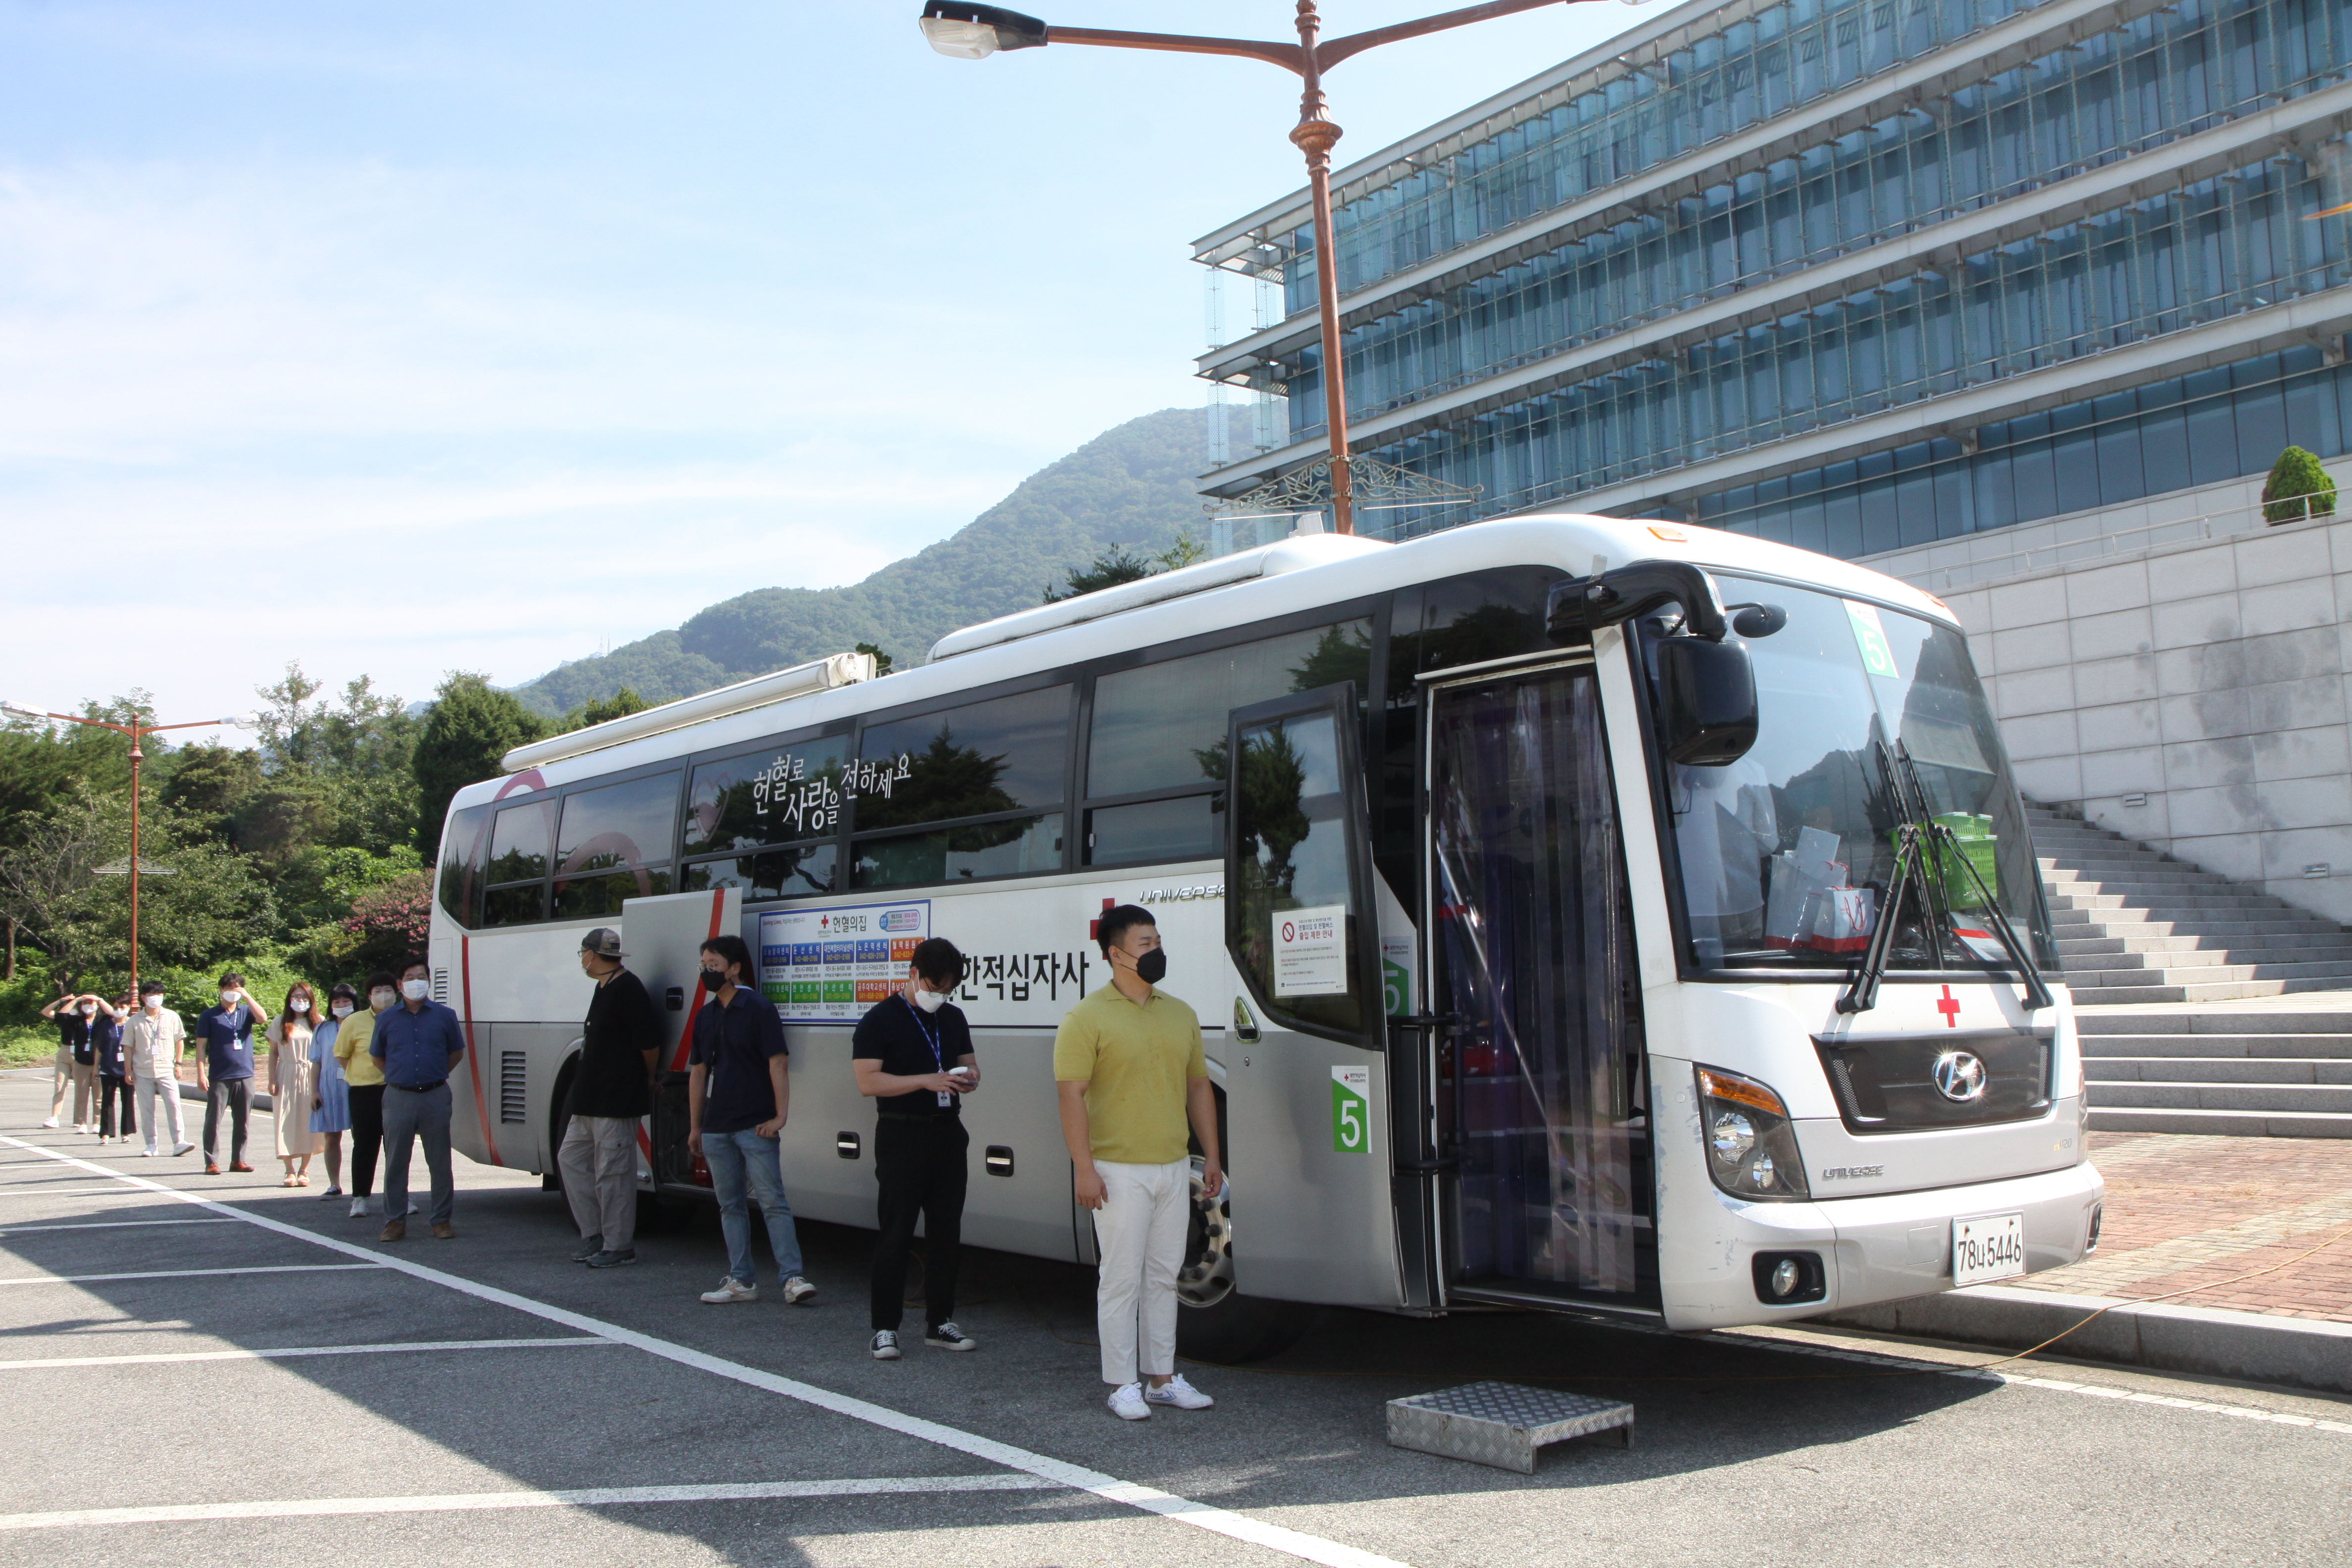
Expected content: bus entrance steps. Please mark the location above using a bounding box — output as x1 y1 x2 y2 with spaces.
1385 1382 1633 1473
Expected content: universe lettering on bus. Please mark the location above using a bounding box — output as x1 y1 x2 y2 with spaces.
751 750 914 837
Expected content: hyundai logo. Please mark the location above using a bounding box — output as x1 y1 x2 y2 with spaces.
1932 1049 1989 1103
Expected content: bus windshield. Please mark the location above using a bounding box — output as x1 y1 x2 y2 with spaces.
1652 576 2056 975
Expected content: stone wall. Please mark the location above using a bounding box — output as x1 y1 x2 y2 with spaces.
1858 468 2352 923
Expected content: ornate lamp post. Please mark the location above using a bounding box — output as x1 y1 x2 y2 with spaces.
0 701 249 998
917 0 1645 537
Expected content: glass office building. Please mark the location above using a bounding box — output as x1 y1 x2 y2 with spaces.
1193 0 2352 556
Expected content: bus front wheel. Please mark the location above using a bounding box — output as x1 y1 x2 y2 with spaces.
1173 1158 1317 1364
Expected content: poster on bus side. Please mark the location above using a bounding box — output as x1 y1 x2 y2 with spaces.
758 899 930 1023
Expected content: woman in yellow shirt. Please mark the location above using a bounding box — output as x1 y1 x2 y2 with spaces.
335 971 394 1220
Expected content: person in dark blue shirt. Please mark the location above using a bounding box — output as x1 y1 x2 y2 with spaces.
194 973 267 1174
687 934 814 1307
90 995 136 1146
369 957 468 1241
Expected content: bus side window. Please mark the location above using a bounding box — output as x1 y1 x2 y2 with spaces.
851 685 1071 888
437 804 492 928
483 797 556 928
1084 619 1371 868
552 772 681 919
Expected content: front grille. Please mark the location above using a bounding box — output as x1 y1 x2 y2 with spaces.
1813 1028 2052 1135
498 1051 527 1125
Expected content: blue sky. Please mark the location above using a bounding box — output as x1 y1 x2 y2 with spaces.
0 1 1649 722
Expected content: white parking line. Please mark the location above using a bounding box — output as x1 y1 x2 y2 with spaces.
0 1220 237 1234
0 1265 388 1286
0 1135 1409 1568
0 1187 177 1198
0 1474 1060 1530
0 1336 616 1371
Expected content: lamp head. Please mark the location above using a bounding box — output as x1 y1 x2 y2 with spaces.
919 2 1047 58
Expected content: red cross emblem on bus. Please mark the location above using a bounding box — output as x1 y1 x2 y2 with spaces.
1087 897 1116 940
1937 985 1961 1028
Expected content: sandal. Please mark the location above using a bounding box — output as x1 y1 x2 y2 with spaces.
282 1175 300 1187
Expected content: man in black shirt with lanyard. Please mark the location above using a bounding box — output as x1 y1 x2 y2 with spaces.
561 928 663 1269
853 937 980 1361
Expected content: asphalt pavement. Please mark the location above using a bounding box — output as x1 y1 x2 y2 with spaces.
1 1068 2347 1568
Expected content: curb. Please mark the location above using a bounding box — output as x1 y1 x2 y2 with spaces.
1822 1284 2352 1394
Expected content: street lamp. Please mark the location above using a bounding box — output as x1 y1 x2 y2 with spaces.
0 701 251 1000
918 0 1650 537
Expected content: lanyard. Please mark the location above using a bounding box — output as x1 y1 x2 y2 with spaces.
902 994 951 1107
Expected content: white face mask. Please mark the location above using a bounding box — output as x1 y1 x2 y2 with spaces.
78 1004 96 1016
143 995 162 1011
911 987 946 1014
331 1000 353 1018
219 990 239 1008
370 989 395 1010
401 979 430 1001
290 998 311 1015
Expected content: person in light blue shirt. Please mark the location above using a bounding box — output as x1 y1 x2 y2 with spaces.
370 958 468 1241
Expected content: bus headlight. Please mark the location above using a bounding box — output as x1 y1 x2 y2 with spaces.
1697 1066 1811 1201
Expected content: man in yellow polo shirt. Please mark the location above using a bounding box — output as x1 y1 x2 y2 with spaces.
1054 903 1225 1422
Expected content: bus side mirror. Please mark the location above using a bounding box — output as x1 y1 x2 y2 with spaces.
1656 637 1758 766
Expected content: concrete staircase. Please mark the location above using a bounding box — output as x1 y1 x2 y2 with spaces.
2030 804 2352 1005
2027 802 2352 1137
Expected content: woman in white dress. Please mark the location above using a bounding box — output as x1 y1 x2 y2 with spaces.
308 983 356 1199
268 985 321 1186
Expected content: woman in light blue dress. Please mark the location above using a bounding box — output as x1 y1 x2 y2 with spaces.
309 982 356 1199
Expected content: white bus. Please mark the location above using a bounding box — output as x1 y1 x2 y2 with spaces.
425 515 2102 1358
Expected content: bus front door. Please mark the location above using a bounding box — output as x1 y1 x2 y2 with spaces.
1424 657 1659 1313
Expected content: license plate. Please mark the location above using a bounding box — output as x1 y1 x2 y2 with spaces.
1952 1212 2027 1287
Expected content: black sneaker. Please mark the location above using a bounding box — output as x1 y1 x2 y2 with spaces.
571 1238 603 1262
586 1249 637 1269
871 1330 901 1361
924 1322 979 1351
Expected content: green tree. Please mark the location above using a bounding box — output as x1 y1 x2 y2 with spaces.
1041 530 1208 605
556 686 650 734
159 744 265 842
854 641 896 677
2263 445 2337 524
413 674 549 860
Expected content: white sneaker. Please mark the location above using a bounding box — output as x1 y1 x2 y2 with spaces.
700 1277 759 1304
172 1143 195 1157
140 1147 158 1158
349 1198 368 1219
782 1276 817 1305
925 1322 978 1351
871 1330 901 1361
1108 1381 1152 1421
1145 1374 1214 1410
40 1118 57 1129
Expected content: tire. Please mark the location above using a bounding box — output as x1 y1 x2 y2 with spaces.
1173 1156 1318 1364
543 1065 578 1196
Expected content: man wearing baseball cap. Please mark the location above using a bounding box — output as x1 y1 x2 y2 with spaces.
561 928 664 1268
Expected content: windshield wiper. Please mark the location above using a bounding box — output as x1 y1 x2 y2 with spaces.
1840 742 2053 1014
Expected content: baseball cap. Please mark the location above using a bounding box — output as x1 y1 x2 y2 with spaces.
580 928 627 959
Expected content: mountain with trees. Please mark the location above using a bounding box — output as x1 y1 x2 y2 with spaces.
512 406 1236 717
0 405 1240 1040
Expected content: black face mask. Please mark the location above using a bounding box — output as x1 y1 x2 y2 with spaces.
703 968 731 991
1134 949 1168 985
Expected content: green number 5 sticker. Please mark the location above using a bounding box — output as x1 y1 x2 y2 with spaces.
1332 1066 1371 1153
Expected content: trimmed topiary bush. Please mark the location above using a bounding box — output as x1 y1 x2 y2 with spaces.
2262 445 2337 524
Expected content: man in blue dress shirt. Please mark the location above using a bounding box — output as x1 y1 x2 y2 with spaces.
370 957 468 1241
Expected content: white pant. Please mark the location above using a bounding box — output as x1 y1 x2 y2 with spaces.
1091 1158 1191 1386
135 1070 186 1152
